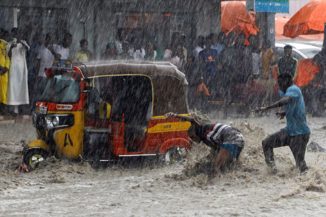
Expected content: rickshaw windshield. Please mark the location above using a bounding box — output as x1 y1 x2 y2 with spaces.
39 75 80 103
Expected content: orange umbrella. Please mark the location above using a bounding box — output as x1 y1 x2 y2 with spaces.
284 0 326 38
272 59 320 88
221 1 259 37
294 59 320 87
275 16 290 40
275 15 324 40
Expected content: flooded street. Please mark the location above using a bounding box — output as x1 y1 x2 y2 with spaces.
1 0 325 216
1 115 325 217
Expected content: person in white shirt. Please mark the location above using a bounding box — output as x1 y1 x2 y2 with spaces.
49 32 72 65
36 33 54 77
132 41 145 60
144 41 157 61
170 45 186 71
193 35 205 59
7 28 30 114
30 33 55 109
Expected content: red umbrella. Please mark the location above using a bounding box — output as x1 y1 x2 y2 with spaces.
284 0 326 38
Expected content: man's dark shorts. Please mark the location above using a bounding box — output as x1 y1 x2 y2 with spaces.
262 128 310 172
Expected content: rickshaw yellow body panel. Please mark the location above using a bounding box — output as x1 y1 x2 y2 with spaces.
142 114 191 154
52 111 84 159
147 118 191 134
27 139 50 151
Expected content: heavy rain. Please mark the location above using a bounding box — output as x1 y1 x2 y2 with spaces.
0 0 325 216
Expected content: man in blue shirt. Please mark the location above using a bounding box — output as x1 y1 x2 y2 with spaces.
256 73 310 173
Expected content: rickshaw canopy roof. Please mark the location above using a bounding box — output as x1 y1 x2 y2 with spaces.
79 60 189 116
81 60 188 85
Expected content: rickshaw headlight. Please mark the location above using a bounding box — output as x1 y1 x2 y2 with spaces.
45 115 73 130
45 116 54 129
52 116 60 126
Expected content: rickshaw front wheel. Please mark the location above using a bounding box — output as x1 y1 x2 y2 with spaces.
23 149 49 171
164 147 187 164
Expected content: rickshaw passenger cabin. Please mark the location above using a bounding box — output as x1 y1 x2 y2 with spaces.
23 61 192 170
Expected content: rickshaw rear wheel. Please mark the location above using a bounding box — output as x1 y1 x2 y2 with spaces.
23 149 48 171
164 147 187 164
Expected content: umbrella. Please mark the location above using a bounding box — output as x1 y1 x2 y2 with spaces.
272 59 320 88
275 15 290 40
284 0 326 38
276 15 324 40
221 1 259 37
294 59 320 87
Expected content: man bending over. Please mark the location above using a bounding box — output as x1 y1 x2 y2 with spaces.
166 113 244 176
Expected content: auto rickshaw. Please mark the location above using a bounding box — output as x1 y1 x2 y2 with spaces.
22 61 192 170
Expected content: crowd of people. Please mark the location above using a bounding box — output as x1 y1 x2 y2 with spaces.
0 28 77 116
0 26 310 117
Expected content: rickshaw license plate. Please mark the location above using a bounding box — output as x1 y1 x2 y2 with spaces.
39 106 48 114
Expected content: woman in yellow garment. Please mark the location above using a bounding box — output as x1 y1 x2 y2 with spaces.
0 34 10 104
74 39 92 62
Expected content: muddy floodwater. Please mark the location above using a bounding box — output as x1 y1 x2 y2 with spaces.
0 115 326 216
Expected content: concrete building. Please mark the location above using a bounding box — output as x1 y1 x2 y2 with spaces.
0 0 221 58
0 0 312 58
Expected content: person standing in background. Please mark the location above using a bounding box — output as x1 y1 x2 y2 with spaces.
32 33 55 108
75 39 92 62
278 45 297 79
27 33 43 112
50 32 72 65
36 33 54 78
192 35 205 59
198 34 218 98
170 45 186 71
211 32 225 56
0 29 10 114
219 32 237 118
132 40 145 61
163 32 180 61
144 41 157 61
184 55 198 108
179 34 188 61
260 40 276 105
6 28 30 115
102 42 118 60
